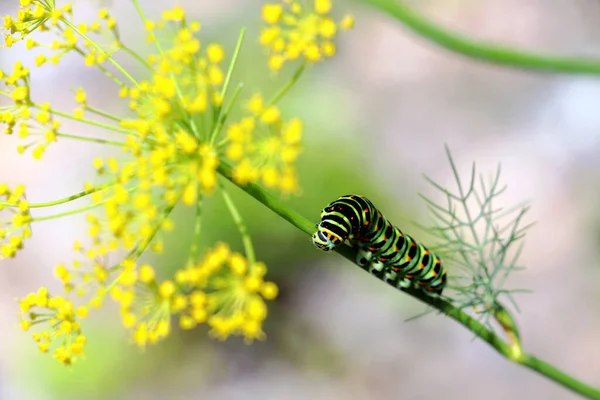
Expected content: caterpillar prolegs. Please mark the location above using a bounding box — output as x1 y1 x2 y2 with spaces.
312 195 447 296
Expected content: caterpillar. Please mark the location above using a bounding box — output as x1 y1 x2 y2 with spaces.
312 194 447 296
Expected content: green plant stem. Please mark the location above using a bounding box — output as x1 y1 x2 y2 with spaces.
211 83 244 147
31 202 102 222
56 133 126 147
219 29 245 107
219 179 256 267
188 187 203 265
130 0 188 131
360 0 600 75
85 105 124 123
47 107 133 135
210 29 246 145
61 19 139 85
267 60 306 107
216 160 600 400
118 43 153 71
129 190 183 261
0 182 114 209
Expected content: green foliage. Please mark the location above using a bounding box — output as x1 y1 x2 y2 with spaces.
419 147 533 331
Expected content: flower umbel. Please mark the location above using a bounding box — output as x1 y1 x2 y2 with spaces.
0 184 31 259
223 93 302 194
260 0 354 70
1 0 350 366
20 287 88 366
176 243 278 343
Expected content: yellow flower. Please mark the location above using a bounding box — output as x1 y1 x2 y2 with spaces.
18 290 88 366
0 184 32 260
0 0 338 366
224 94 302 194
175 243 278 342
260 0 354 70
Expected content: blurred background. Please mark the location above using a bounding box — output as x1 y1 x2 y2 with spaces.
1 0 599 399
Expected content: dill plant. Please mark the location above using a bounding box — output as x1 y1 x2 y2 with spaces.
1 1 599 399
0 0 353 366
418 146 532 359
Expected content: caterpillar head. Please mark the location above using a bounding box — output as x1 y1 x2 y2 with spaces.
312 224 341 252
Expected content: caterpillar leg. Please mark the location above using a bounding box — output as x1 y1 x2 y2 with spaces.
366 259 385 277
396 277 412 289
356 247 374 267
421 286 445 299
382 269 398 286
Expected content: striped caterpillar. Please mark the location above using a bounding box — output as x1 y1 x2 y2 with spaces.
312 195 447 296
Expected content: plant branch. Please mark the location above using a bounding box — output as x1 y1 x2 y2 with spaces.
217 160 600 400
359 0 600 75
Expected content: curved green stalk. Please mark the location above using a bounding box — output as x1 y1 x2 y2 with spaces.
118 43 153 71
85 105 125 123
130 0 187 127
209 28 247 145
0 182 115 209
216 160 600 400
56 133 126 147
267 60 306 107
189 187 203 265
30 202 102 222
219 179 256 268
61 19 139 85
210 83 244 146
360 0 600 75
71 45 126 88
130 189 183 261
99 190 183 307
46 107 133 135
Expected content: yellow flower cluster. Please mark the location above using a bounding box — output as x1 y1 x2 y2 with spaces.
111 262 175 347
32 242 278 358
83 15 230 254
2 2 73 48
224 93 302 193
260 0 354 70
20 287 88 366
1 0 351 366
0 183 31 259
175 243 278 342
53 240 117 297
0 63 61 159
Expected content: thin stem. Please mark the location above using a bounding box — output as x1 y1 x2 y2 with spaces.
216 160 600 400
210 83 244 146
85 105 125 123
130 0 186 117
360 0 600 75
46 107 133 135
61 19 139 85
56 133 126 147
219 178 256 267
522 356 600 399
131 0 157 53
71 46 126 87
0 182 115 209
129 190 183 260
445 146 490 282
97 189 183 300
188 186 203 265
118 43 153 71
220 28 246 107
31 202 102 222
209 28 246 144
267 59 306 106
